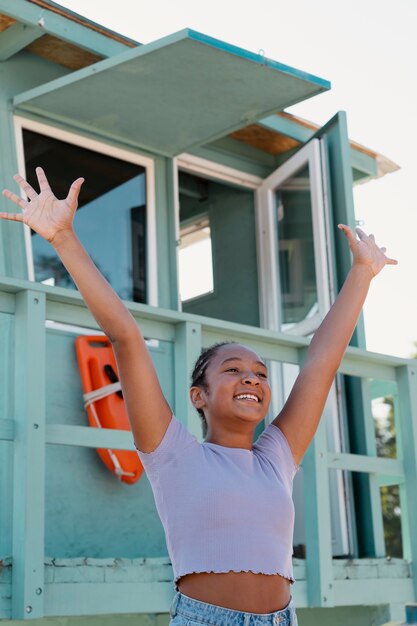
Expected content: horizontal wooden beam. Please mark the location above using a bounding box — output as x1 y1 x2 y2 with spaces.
202 328 300 364
38 427 409 485
0 276 413 377
258 114 313 143
41 575 417 615
45 424 135 450
44 581 174 617
370 379 398 398
350 146 378 179
337 345 402 380
0 0 135 58
332 577 413 606
45 301 177 342
257 115 378 179
328 452 404 477
378 474 405 487
0 22 43 60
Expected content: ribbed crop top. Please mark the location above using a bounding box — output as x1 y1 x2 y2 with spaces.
136 414 300 591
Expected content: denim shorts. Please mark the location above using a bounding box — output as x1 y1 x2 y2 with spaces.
169 591 298 626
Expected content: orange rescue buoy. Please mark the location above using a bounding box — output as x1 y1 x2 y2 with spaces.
75 335 144 484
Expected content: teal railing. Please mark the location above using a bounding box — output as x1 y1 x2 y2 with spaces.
0 277 416 620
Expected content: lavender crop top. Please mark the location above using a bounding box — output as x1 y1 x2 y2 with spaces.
136 414 300 591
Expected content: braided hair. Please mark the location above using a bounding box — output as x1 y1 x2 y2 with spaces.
190 342 236 437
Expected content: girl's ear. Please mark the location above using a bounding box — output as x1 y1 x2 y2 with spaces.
190 386 206 409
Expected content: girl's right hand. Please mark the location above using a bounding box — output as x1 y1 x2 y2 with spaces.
1 167 84 244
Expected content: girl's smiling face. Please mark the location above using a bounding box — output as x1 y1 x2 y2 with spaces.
190 344 271 436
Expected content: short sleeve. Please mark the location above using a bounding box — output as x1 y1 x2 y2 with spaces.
253 422 300 483
135 414 197 474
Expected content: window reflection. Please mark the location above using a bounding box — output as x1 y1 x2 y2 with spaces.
22 129 147 303
276 165 318 328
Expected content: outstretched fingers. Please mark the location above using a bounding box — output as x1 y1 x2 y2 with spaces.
337 223 357 246
1 186 26 222
66 177 84 206
355 226 370 241
0 209 24 222
357 228 398 264
35 166 52 192
13 174 37 201
2 188 27 210
338 223 398 268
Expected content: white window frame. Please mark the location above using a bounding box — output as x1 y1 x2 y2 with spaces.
13 116 158 309
255 139 331 334
176 153 263 190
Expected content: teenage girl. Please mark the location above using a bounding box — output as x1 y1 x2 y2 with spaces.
1 168 397 626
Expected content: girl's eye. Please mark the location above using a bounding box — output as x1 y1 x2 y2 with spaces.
258 372 268 378
225 368 238 373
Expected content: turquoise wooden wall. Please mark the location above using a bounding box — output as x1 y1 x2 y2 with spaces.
43 330 175 559
0 321 178 561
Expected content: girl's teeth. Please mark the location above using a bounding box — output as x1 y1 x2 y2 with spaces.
235 394 258 402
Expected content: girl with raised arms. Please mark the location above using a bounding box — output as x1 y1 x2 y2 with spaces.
1 168 397 626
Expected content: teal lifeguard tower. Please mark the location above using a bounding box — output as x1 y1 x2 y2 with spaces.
0 2 416 625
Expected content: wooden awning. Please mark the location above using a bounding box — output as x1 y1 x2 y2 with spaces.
14 29 330 157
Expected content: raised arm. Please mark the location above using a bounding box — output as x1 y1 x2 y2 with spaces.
273 224 398 466
1 167 172 452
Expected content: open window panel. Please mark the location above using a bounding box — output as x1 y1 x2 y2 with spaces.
256 139 355 559
14 118 157 308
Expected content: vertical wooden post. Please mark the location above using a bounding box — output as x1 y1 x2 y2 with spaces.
154 156 180 310
300 348 334 607
393 389 411 562
174 321 202 440
12 290 46 619
406 603 417 624
396 364 417 600
360 379 385 557
0 100 27 279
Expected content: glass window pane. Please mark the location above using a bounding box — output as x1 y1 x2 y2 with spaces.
276 164 318 328
22 129 147 303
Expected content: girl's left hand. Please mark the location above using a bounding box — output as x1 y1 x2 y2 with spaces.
338 224 398 278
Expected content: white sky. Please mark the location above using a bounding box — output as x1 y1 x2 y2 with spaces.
58 0 417 358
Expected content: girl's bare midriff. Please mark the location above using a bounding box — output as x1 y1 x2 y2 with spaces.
178 571 291 613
